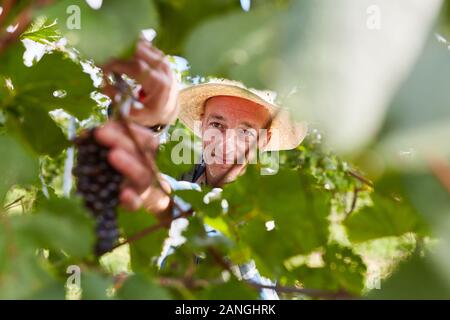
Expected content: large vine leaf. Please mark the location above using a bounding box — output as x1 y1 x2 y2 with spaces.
153 0 241 55
81 272 114 300
0 44 96 120
0 251 64 299
344 193 429 244
292 244 367 295
223 167 331 278
376 38 450 169
369 253 450 299
0 134 39 200
199 278 259 300
184 4 280 88
118 208 168 273
116 273 171 300
157 138 195 179
14 196 96 259
6 106 70 157
37 0 159 64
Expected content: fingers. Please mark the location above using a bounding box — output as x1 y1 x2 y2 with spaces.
103 42 170 83
95 121 159 156
103 47 172 107
135 41 170 72
119 187 143 211
135 41 162 67
138 69 164 103
94 121 159 193
134 42 173 107
100 41 178 127
108 148 151 192
104 59 149 84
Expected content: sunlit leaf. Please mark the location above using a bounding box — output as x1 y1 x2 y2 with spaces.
344 194 429 243
0 44 96 120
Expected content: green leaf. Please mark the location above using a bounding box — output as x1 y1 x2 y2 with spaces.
204 216 232 238
344 193 429 244
6 106 70 156
0 134 39 200
37 0 158 64
21 17 62 44
81 272 113 300
292 244 366 295
118 208 168 272
200 277 259 300
369 252 450 299
116 274 170 300
0 44 96 120
0 251 64 299
225 167 331 278
378 38 450 167
27 282 66 300
154 0 241 55
182 215 232 251
184 4 280 87
175 189 223 218
157 138 195 179
14 196 95 258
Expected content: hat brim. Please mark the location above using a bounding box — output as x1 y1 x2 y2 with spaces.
178 83 307 151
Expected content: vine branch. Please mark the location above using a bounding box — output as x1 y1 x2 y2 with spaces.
348 169 373 188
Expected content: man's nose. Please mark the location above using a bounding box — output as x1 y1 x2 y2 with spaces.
222 130 238 162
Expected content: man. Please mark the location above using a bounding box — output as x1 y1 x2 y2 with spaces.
96 41 307 299
97 78 307 214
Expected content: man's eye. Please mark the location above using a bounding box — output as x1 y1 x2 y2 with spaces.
209 122 224 129
239 128 255 137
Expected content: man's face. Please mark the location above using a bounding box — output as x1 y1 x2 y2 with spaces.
201 95 271 186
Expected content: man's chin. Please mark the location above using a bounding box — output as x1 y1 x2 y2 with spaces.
208 163 244 184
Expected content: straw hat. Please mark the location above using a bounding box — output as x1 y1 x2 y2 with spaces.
178 79 308 151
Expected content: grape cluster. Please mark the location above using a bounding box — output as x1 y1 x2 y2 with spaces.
73 128 123 256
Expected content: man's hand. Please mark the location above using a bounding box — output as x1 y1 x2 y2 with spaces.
102 40 179 127
95 121 172 217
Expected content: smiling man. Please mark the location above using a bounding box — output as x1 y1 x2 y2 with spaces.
176 79 308 187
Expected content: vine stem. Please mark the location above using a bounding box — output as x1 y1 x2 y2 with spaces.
0 3 31 55
110 207 193 251
0 0 16 30
345 186 360 218
3 195 24 210
348 169 373 188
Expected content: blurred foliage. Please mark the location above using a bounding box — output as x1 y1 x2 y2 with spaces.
35 0 159 64
0 0 448 300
